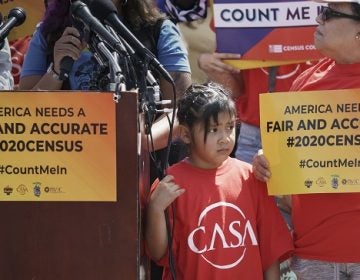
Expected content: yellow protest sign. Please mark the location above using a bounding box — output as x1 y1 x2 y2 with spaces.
0 92 116 201
260 89 360 195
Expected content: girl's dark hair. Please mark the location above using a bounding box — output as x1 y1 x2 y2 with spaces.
177 82 237 142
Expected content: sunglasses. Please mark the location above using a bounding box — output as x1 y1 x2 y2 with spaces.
320 6 360 21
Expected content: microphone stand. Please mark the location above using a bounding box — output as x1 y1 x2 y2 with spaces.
88 33 126 103
106 25 138 90
97 41 126 102
106 26 162 136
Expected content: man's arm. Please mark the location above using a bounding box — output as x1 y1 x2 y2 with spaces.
160 71 192 101
149 71 191 151
198 52 244 99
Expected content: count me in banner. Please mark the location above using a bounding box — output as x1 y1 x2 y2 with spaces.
0 106 109 152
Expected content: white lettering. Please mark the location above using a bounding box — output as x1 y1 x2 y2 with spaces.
188 226 207 254
209 223 230 251
229 221 242 247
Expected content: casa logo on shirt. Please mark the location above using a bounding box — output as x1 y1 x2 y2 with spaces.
187 202 258 269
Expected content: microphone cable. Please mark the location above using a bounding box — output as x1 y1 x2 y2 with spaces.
159 81 177 280
145 78 177 280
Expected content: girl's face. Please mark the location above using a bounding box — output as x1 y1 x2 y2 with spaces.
188 112 236 169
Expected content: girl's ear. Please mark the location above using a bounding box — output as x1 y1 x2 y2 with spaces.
179 124 191 144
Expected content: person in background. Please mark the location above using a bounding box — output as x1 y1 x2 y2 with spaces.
19 0 190 92
145 82 293 280
19 0 191 149
253 0 360 278
156 0 212 84
156 0 207 23
0 38 14 90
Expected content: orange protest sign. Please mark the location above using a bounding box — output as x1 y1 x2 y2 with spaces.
0 92 117 201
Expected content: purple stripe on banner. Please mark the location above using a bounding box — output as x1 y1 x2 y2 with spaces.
216 28 272 55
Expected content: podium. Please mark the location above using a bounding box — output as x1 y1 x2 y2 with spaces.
0 91 150 279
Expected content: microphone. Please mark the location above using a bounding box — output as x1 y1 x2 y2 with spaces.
0 7 26 44
59 56 74 80
85 0 174 84
70 1 125 54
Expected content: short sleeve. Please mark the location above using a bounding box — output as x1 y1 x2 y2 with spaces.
156 19 190 73
20 26 48 78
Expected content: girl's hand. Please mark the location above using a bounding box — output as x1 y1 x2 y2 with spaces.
149 175 185 212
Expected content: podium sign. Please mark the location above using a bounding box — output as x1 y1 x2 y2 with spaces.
0 91 116 201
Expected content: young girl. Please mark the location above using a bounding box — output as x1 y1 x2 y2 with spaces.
145 82 293 279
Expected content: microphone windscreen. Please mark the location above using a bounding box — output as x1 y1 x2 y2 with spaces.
8 7 26 26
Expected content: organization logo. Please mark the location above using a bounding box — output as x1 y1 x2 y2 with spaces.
44 186 64 194
341 178 360 186
330 175 339 189
4 185 13 196
33 182 41 197
17 184 28 195
304 178 313 188
316 177 327 187
187 202 258 270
